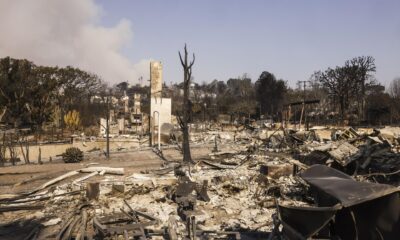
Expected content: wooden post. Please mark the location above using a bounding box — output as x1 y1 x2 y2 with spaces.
299 103 305 130
38 147 42 164
86 182 100 200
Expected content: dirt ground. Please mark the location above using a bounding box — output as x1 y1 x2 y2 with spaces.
0 144 217 195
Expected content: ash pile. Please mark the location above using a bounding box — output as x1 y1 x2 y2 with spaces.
0 153 310 239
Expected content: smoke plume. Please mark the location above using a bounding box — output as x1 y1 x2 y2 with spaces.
0 0 149 84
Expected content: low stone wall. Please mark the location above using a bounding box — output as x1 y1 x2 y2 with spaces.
4 138 142 163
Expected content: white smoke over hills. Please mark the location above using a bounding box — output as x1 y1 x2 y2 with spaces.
0 0 149 85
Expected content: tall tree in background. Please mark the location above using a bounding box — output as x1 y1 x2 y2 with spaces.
315 67 353 123
57 66 103 111
365 83 390 125
389 78 400 122
28 66 59 131
346 56 376 119
315 56 375 123
0 58 62 129
225 75 256 117
0 57 105 130
255 71 287 118
178 45 195 164
0 57 35 127
389 78 400 99
56 66 104 128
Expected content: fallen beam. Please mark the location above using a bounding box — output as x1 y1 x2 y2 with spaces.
1 167 124 201
32 171 80 194
0 204 44 212
10 190 82 204
80 167 124 175
201 160 236 169
73 172 99 184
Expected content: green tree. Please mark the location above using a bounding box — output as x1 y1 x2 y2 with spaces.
365 84 390 125
0 57 35 127
225 75 256 116
0 57 105 130
27 66 59 130
56 66 104 128
255 71 287 118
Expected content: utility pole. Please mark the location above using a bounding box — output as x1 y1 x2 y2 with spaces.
203 103 207 122
106 91 110 159
298 81 308 130
139 76 143 87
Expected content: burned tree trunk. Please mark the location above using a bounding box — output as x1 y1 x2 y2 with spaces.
0 107 6 122
178 45 195 164
0 133 6 167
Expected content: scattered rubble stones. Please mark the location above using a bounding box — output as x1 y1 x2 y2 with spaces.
1 125 400 239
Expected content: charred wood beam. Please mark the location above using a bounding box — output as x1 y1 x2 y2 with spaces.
0 204 44 212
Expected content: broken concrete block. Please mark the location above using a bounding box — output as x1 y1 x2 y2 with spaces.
313 129 333 141
328 142 358 166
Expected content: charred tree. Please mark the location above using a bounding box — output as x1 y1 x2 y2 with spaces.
178 45 195 164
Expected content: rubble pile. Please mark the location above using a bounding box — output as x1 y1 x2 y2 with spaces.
295 127 400 185
0 125 400 239
0 150 313 239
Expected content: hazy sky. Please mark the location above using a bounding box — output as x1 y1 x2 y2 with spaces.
96 0 400 87
1 0 399 87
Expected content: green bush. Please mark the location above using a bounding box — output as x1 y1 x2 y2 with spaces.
62 147 83 163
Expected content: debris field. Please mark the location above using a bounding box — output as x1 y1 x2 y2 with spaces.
0 125 400 239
